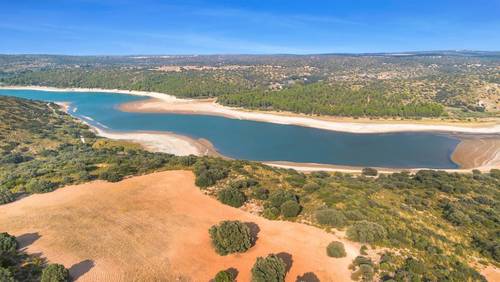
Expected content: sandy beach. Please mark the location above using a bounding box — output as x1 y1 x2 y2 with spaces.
54 101 219 157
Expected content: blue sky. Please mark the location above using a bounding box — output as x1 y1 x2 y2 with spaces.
1 0 499 55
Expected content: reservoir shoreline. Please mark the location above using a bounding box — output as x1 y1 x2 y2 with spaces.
2 86 499 172
2 85 500 134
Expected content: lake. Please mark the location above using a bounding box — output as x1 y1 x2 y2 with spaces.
0 89 460 169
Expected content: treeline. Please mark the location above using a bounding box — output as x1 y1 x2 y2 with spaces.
219 82 445 118
1 69 250 98
2 69 447 118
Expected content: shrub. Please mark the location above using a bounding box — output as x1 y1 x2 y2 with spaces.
217 187 246 208
253 187 269 200
351 256 374 281
251 254 286 282
230 178 259 189
0 232 18 252
360 245 368 255
362 167 378 176
326 241 346 258
303 182 320 193
490 169 500 179
214 270 234 282
194 159 229 188
347 221 387 243
262 207 280 220
315 209 346 228
41 264 70 282
280 200 301 218
268 190 297 208
25 179 56 193
0 190 14 205
0 267 14 282
209 220 252 255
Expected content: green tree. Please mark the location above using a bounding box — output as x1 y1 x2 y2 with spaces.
326 241 346 258
268 190 297 209
361 168 378 176
315 209 346 228
0 267 15 282
217 187 246 208
0 190 15 205
0 232 18 253
251 254 286 282
280 200 301 218
209 220 253 255
41 264 70 282
214 270 235 282
347 221 387 243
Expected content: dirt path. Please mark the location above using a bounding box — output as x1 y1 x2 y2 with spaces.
0 171 362 281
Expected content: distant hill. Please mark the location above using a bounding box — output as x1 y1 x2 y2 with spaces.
1 52 499 119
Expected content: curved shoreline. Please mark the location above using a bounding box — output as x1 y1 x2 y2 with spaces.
4 85 500 171
2 85 499 134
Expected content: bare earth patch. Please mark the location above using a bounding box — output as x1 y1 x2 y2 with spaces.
0 171 361 281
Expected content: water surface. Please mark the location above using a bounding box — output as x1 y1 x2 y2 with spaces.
0 89 460 168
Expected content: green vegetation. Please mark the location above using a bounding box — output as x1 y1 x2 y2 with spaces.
0 233 18 253
361 167 378 176
315 209 346 228
209 220 253 256
219 82 445 118
214 270 234 282
251 254 286 282
346 221 388 243
217 187 246 208
350 256 375 281
280 200 301 218
40 264 70 282
326 241 346 258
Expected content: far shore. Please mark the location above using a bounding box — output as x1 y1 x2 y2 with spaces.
2 85 500 134
5 85 500 172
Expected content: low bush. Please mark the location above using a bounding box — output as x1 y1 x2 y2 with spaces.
209 220 252 256
326 241 346 258
253 187 269 200
262 207 280 220
347 220 387 243
303 182 320 193
0 190 14 205
0 267 14 282
217 187 246 208
280 200 301 218
251 254 286 282
362 167 378 176
0 232 18 253
315 209 346 228
268 190 297 208
214 270 234 282
41 264 70 282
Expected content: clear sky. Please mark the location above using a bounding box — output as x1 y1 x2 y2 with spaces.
1 0 499 55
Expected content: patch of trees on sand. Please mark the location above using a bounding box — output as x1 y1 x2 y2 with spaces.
0 232 70 282
1 96 497 281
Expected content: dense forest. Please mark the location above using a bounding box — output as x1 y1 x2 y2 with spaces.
0 95 498 281
1 52 498 119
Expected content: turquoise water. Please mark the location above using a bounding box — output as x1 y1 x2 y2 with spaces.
0 89 460 169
